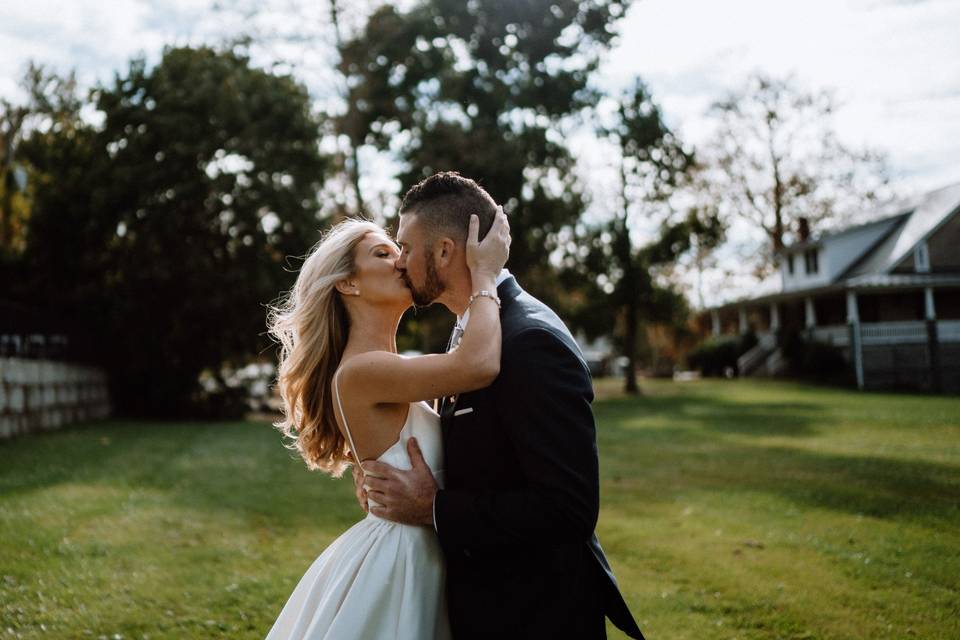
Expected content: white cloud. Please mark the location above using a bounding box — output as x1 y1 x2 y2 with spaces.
600 0 960 190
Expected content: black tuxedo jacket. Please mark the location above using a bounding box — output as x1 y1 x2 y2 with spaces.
434 277 644 640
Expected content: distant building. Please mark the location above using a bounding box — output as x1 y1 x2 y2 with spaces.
698 183 960 392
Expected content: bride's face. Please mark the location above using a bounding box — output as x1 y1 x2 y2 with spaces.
349 232 413 308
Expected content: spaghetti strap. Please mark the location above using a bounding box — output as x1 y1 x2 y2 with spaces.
333 368 364 472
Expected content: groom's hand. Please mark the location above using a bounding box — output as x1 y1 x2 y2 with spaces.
351 465 369 513
362 438 437 527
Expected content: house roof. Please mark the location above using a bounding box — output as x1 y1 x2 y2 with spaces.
702 182 960 312
709 272 960 312
842 182 960 277
784 209 910 253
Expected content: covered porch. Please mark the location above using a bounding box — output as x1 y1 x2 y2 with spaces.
700 275 960 392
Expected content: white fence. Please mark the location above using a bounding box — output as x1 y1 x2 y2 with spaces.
860 321 929 345
939 320 960 342
0 358 111 439
812 320 960 347
811 325 850 346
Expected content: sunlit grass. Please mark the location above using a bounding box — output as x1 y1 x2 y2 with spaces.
596 379 960 639
1 379 958 639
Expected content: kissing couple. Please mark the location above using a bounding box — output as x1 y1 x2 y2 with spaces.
265 172 644 639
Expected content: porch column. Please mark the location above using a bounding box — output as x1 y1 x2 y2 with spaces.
770 303 780 332
711 309 721 337
846 290 864 390
925 287 941 391
846 291 859 323
804 297 817 329
738 307 749 334
924 287 936 320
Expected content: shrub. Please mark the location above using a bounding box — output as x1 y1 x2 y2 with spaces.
779 328 850 381
688 330 759 378
688 338 741 377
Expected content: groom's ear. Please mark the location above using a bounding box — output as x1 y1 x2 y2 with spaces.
435 236 457 268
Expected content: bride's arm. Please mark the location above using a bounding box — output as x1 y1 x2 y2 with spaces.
340 210 510 403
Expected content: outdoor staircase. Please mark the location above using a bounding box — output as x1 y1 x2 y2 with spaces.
737 333 778 377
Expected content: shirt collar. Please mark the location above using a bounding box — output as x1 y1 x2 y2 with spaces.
458 268 510 330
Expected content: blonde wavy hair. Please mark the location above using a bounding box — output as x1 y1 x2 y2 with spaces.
266 218 384 476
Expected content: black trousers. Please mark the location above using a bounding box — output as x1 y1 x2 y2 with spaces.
446 545 609 639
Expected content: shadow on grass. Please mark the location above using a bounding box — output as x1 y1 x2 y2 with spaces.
596 392 960 527
0 419 360 530
597 389 825 437
3 388 958 532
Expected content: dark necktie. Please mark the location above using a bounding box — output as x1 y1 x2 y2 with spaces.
447 322 465 352
440 321 465 415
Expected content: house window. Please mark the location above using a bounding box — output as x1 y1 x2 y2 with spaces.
915 242 930 273
804 248 819 274
787 253 795 275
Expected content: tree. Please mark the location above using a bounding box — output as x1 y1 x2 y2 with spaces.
565 79 723 393
18 46 329 417
206 1 634 352
0 63 81 255
704 73 891 274
339 0 631 303
210 0 383 219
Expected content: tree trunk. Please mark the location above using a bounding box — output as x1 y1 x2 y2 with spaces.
0 169 12 250
623 300 640 395
348 142 364 215
617 156 640 395
329 0 365 217
769 129 785 255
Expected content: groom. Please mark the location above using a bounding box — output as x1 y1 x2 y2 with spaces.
359 172 644 640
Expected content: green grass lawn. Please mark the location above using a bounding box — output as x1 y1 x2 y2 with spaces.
1 379 958 639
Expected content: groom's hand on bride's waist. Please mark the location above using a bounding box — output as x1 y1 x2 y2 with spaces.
362 438 437 527
351 465 369 513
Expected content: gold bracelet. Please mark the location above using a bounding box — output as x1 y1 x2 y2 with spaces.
468 290 501 310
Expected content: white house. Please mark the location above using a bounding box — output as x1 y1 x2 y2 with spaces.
699 182 960 392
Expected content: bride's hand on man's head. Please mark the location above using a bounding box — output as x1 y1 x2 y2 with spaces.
466 206 510 280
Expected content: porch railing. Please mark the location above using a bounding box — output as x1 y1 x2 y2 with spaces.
860 321 929 345
811 325 850 346
938 320 960 343
810 321 960 346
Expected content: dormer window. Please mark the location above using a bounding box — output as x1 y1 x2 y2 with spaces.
787 253 795 275
914 242 930 273
804 248 819 274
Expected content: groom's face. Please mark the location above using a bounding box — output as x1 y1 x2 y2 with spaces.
396 213 446 307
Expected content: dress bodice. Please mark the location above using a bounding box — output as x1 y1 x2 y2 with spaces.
370 401 445 482
333 369 445 517
362 401 445 517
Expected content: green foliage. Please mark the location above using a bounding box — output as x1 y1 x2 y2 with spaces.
2 381 958 638
687 337 741 377
779 328 850 382
16 46 329 416
563 79 720 391
339 0 632 300
0 63 81 255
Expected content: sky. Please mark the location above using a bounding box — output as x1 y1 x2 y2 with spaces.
2 0 959 306
598 0 960 191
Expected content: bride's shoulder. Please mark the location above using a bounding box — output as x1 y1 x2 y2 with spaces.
337 351 403 384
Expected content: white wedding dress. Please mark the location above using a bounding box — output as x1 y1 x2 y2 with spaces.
265 375 450 640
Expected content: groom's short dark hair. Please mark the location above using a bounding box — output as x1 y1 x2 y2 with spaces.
399 172 498 243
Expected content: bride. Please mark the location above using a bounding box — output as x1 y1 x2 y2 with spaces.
264 210 510 639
